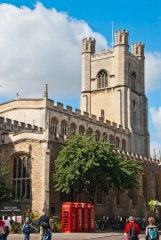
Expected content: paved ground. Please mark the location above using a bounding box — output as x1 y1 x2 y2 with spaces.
7 231 146 240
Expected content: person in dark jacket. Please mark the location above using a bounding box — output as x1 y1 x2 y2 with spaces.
36 210 50 240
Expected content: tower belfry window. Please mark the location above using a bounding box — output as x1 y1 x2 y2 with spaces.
130 71 136 91
97 70 108 89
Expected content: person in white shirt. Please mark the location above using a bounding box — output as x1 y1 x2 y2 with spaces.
3 215 11 240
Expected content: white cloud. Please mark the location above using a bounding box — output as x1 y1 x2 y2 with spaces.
150 107 161 136
145 51 161 92
150 107 161 157
0 3 107 102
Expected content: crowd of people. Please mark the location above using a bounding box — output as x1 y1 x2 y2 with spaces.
0 210 51 240
124 215 159 240
0 212 160 240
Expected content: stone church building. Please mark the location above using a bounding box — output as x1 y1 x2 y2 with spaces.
0 29 160 218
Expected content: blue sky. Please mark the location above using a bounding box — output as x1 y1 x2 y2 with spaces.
0 0 161 157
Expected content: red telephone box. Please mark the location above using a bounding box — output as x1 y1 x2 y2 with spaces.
62 202 76 232
74 202 82 232
81 203 89 232
88 204 95 232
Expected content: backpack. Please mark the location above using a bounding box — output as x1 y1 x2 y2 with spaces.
148 227 157 240
128 223 137 240
45 231 51 240
23 224 30 234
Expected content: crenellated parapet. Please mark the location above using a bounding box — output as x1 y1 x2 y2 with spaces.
0 116 43 133
116 149 161 165
51 101 127 134
91 49 114 59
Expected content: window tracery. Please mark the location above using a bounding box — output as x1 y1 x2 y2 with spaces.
128 188 137 206
95 130 101 142
79 125 85 134
102 132 108 142
50 117 59 137
87 127 93 135
12 154 31 201
130 71 137 91
70 122 77 134
142 174 148 206
116 137 120 148
61 120 68 136
97 70 108 89
114 187 121 206
122 139 126 151
109 134 114 144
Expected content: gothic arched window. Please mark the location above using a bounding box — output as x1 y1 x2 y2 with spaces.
50 117 59 137
97 70 108 89
70 122 77 134
61 120 68 136
102 132 108 142
96 187 102 204
114 187 121 206
116 137 120 149
87 127 93 135
79 125 85 134
130 71 137 91
142 174 148 206
60 188 73 202
155 175 160 200
12 154 31 201
109 134 114 144
95 130 101 142
122 139 126 151
128 188 137 206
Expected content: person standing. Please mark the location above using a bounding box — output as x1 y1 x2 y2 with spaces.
22 219 36 240
0 216 5 240
145 217 159 240
125 216 140 240
3 215 11 240
36 210 50 240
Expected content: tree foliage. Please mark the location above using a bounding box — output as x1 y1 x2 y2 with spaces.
53 134 143 203
0 154 12 202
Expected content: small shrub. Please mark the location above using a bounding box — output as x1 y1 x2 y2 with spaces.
51 218 62 232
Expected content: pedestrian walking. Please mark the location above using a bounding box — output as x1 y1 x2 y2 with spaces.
3 215 11 240
124 216 140 240
36 210 50 240
145 217 159 240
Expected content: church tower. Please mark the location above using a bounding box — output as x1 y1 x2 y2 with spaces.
80 30 150 157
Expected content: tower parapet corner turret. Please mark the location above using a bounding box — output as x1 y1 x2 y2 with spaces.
82 37 96 54
114 29 129 46
131 42 145 57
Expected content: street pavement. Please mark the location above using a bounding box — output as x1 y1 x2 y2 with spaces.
8 231 146 240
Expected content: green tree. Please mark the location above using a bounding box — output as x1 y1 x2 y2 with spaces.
0 155 12 202
53 134 143 203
